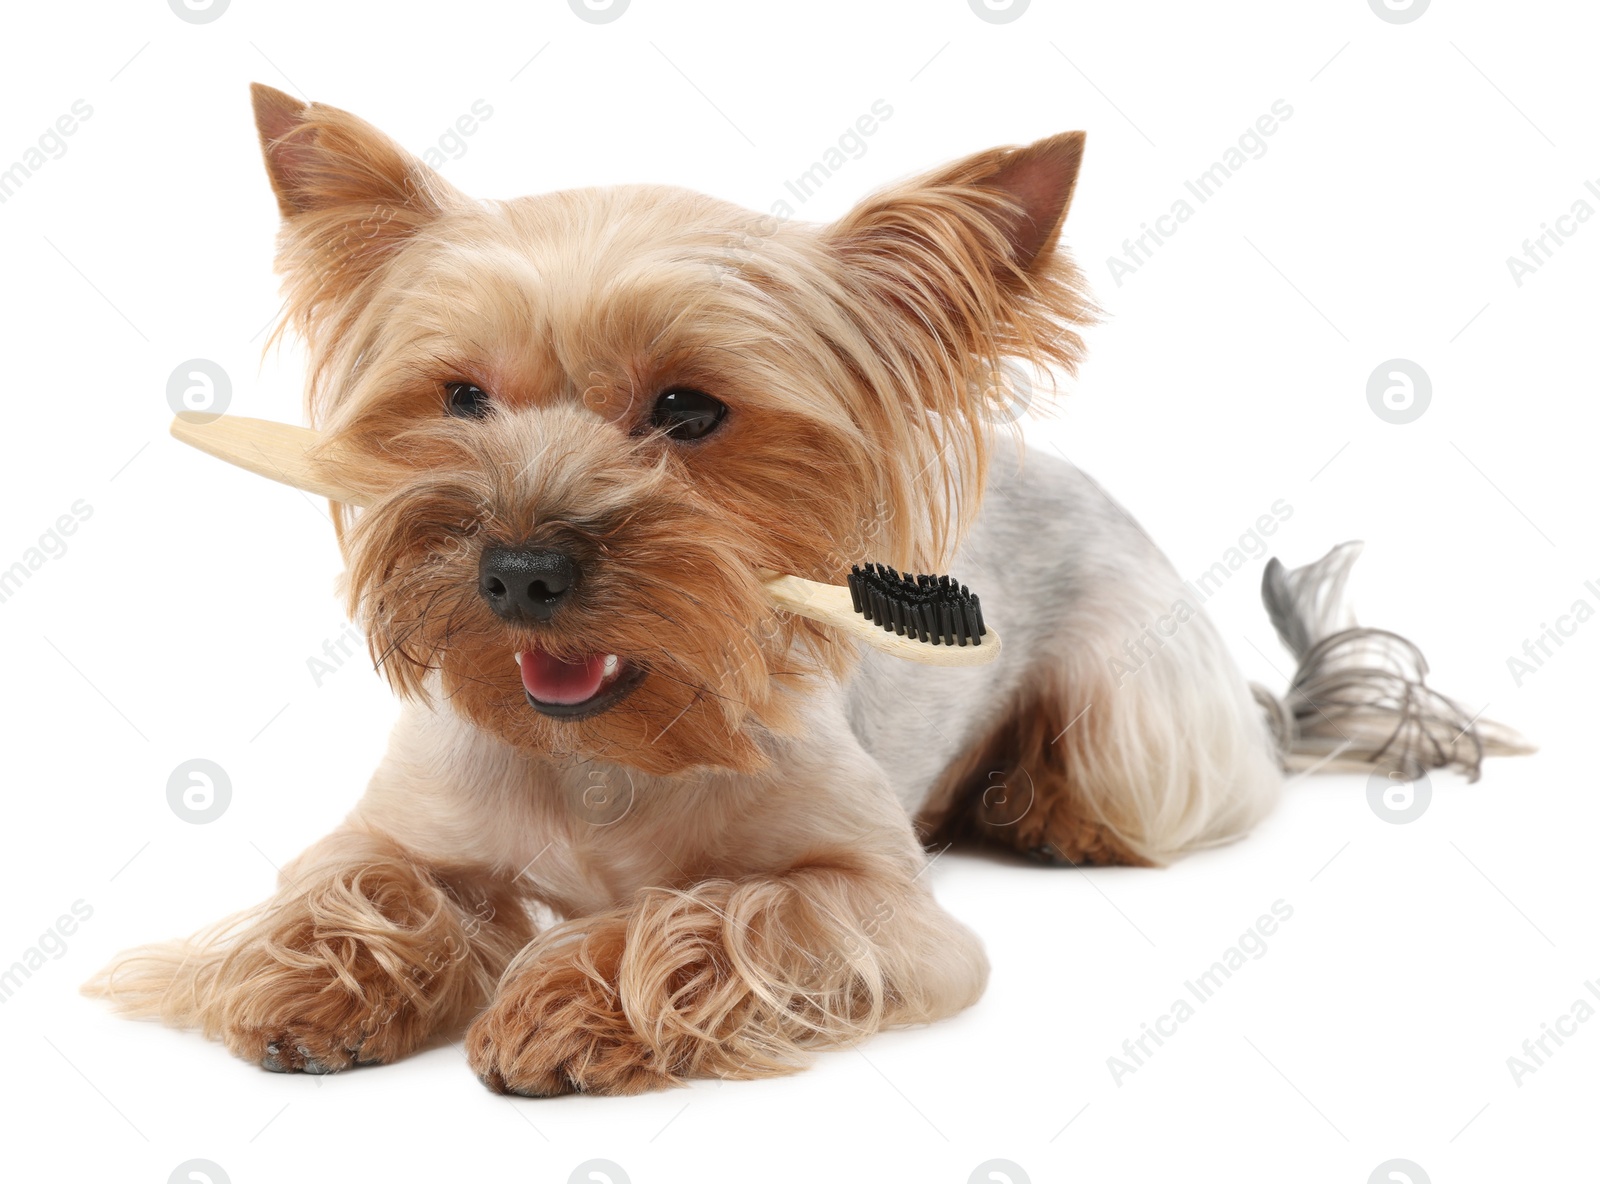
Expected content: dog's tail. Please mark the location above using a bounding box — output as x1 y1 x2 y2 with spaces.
1251 541 1534 779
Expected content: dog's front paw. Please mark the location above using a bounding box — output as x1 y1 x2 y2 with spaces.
212 949 425 1076
465 930 677 1097
199 845 530 1076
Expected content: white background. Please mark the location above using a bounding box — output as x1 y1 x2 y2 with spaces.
1 1 1595 1181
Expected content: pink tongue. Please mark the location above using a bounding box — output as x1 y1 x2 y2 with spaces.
519 650 608 705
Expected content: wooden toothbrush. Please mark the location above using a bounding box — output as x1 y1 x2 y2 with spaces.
168 414 1002 667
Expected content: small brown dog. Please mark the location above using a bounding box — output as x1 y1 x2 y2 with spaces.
85 84 1526 1095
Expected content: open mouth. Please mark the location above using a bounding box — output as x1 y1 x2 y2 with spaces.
515 649 644 720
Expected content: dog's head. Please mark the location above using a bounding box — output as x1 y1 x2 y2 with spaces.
250 83 1093 774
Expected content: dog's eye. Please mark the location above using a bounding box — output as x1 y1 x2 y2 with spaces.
445 382 491 419
650 388 725 441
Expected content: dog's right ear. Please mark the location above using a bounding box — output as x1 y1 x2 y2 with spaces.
249 85 461 375
250 83 454 224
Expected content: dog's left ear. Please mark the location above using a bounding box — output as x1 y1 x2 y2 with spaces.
823 132 1093 391
982 131 1086 270
821 134 1094 562
827 131 1086 289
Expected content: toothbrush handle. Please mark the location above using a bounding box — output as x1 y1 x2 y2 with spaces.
169 415 368 506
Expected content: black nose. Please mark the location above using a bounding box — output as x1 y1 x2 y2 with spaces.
479 546 579 622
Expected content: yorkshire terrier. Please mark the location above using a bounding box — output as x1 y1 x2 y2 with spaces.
86 84 1527 1095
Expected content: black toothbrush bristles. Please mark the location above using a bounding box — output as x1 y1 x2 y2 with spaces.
845 563 987 646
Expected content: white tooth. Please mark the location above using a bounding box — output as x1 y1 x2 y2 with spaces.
603 654 619 678
514 652 523 669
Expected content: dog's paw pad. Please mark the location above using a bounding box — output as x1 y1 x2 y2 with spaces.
297 1045 336 1074
478 1067 512 1095
257 1038 348 1075
1025 844 1072 866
